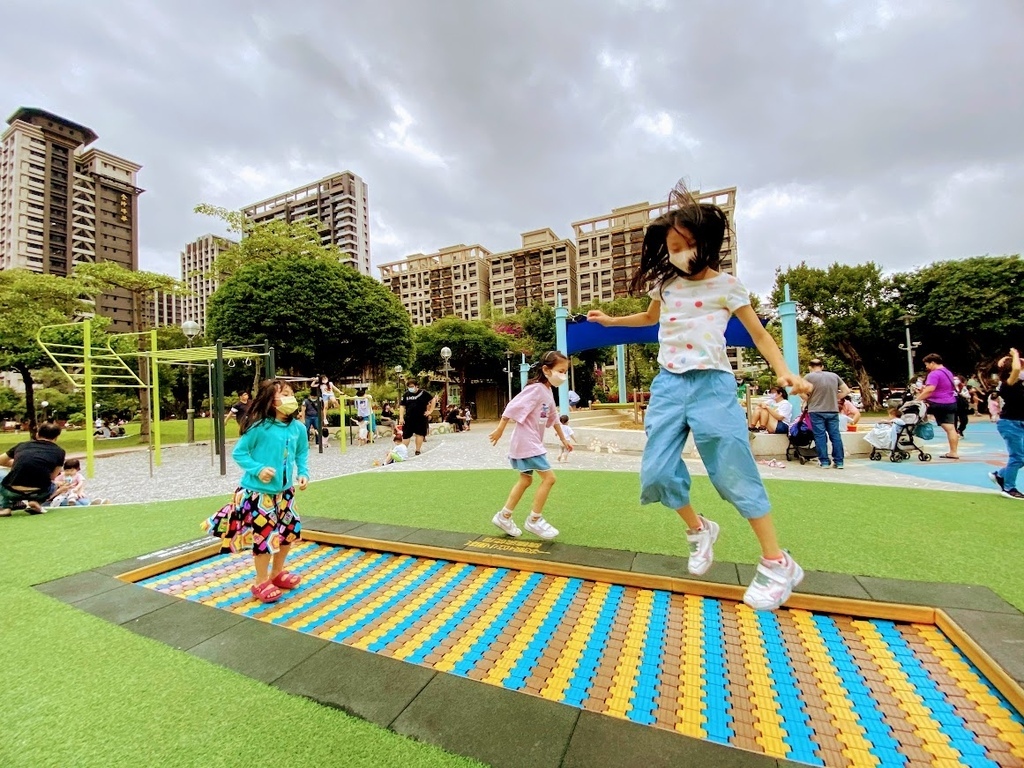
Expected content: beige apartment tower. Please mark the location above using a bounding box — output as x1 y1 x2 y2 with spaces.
489 228 578 315
181 233 235 329
379 244 492 327
0 108 143 331
243 172 370 275
573 187 737 306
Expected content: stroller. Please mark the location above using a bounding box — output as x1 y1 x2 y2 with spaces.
866 400 933 463
785 410 818 464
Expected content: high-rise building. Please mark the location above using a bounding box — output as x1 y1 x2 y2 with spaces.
242 172 370 275
0 108 143 331
147 290 184 328
379 244 492 327
489 228 577 315
572 187 737 306
179 233 235 329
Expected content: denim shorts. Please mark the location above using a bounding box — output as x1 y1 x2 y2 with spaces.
510 454 551 474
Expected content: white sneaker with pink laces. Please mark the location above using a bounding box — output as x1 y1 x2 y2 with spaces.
686 517 719 576
743 552 804 611
491 511 522 537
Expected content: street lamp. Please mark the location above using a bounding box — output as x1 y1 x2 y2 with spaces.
181 319 201 443
40 400 49 423
440 346 452 412
504 351 513 403
898 314 921 383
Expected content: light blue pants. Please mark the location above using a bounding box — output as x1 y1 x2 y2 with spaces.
996 418 1023 492
641 368 770 519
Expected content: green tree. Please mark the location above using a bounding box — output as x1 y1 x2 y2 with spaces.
0 386 25 421
0 270 97 435
893 255 1024 376
412 317 510 405
207 254 413 377
515 301 557 355
770 263 896 410
194 204 345 278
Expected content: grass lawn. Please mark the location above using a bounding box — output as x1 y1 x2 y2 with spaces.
0 419 242 454
3 470 1022 767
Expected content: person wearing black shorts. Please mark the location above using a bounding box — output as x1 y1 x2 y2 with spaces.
0 422 66 516
399 379 436 456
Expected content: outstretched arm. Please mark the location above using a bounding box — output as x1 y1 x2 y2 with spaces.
587 301 660 328
734 305 811 394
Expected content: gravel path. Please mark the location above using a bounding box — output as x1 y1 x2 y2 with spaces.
83 423 986 505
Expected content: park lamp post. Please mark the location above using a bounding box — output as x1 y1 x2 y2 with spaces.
898 314 920 383
181 319 201 444
440 346 453 413
40 400 49 423
504 351 514 403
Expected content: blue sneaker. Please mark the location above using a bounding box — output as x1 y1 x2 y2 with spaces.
834 463 844 470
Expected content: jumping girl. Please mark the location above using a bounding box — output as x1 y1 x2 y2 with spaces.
489 350 574 540
204 379 310 604
588 182 812 611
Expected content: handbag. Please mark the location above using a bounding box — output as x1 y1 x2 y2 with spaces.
915 421 935 441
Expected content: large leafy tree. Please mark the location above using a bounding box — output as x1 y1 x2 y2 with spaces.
74 262 185 439
892 255 1024 377
770 262 896 410
0 270 97 435
207 254 412 377
411 317 510 404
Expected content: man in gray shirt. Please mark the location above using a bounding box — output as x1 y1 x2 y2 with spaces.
804 358 851 469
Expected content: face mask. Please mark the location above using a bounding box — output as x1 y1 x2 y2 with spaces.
547 371 568 387
668 246 709 277
277 395 299 416
408 387 418 393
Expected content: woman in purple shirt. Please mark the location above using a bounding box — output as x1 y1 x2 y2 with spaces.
918 353 959 459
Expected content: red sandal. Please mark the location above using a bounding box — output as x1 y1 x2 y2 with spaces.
271 570 302 590
250 581 283 603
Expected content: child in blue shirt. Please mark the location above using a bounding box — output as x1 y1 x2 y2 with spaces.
204 379 310 604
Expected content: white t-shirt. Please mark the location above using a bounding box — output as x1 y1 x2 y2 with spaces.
772 398 793 423
648 273 751 374
390 444 408 461
561 425 575 440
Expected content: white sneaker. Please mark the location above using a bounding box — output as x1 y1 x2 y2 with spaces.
491 511 521 537
524 515 559 539
743 553 805 611
686 517 719 576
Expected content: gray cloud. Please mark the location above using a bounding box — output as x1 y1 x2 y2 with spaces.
2 0 1021 300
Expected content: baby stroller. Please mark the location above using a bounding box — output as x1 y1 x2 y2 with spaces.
785 411 818 464
866 400 933 463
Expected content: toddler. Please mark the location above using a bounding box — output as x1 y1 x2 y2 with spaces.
48 458 109 507
557 414 577 462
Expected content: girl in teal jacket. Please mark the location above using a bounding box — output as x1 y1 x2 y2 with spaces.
205 379 310 603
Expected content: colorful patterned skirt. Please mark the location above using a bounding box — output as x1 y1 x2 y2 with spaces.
203 486 302 555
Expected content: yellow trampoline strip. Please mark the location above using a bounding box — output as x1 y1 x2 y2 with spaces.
391 566 502 661
539 583 610 702
789 611 879 766
482 576 572 686
849 620 962 763
434 570 535 673
604 589 654 718
352 563 472 651
914 625 1024 760
320 558 438 641
735 604 788 757
675 594 707 739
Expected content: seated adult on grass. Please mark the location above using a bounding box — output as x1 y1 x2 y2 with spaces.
0 422 66 516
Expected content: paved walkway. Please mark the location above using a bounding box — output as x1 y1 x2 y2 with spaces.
82 419 1009 505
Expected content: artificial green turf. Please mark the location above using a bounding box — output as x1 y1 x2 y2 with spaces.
4 470 1022 766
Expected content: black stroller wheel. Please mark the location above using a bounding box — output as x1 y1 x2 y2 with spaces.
890 452 902 463
870 450 881 461
917 452 928 461
923 453 932 461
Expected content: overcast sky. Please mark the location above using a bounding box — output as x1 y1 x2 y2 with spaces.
3 0 1021 299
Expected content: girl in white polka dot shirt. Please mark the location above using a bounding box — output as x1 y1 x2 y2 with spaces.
588 183 812 611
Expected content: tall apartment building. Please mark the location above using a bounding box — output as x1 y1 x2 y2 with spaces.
147 290 184 328
379 244 492 327
180 233 234 329
489 228 578 315
243 172 370 275
0 108 142 331
572 187 737 306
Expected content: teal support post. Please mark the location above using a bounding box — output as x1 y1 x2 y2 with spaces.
519 353 529 390
555 297 569 416
778 283 800 404
616 344 627 404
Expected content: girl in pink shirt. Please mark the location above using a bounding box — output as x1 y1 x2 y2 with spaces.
489 351 574 539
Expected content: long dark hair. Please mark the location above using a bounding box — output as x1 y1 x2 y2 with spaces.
629 180 729 296
527 350 569 386
998 355 1017 384
238 378 294 434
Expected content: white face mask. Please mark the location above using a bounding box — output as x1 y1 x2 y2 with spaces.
668 248 697 274
547 371 568 387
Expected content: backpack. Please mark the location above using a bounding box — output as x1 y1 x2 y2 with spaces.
788 411 813 446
